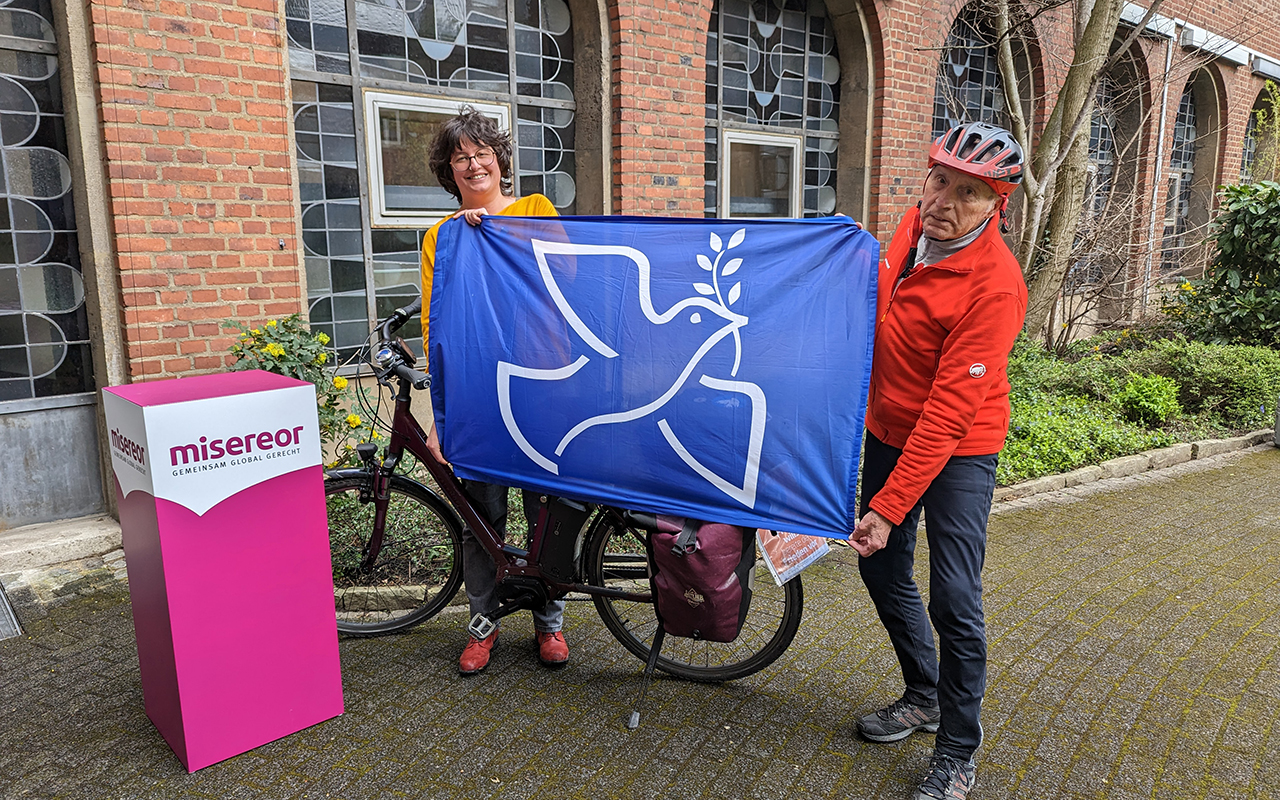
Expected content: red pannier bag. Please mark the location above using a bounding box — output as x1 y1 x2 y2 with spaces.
648 516 756 643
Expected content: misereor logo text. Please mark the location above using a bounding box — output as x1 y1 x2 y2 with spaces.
170 426 307 468
111 428 146 465
103 375 322 517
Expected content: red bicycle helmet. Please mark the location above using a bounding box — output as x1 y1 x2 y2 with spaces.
928 121 1024 197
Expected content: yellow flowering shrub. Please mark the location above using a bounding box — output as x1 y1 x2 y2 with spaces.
225 313 376 463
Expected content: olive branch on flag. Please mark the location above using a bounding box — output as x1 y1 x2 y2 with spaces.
694 227 747 375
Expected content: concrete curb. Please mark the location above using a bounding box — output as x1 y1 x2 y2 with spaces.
993 428 1276 503
0 514 121 572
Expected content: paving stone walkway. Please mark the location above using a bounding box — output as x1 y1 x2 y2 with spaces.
2 446 1278 800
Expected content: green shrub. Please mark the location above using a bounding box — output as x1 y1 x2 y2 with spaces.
998 391 1176 485
1112 338 1280 430
1008 334 1118 402
1009 333 1280 431
1163 180 1280 347
1115 374 1181 426
225 314 376 463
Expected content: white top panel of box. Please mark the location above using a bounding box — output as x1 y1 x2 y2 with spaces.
103 374 323 516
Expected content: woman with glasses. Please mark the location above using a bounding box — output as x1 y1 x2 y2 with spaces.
419 107 566 675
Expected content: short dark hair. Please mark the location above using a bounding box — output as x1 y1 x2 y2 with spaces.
428 106 514 202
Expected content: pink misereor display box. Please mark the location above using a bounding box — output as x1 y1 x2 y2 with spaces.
102 370 343 772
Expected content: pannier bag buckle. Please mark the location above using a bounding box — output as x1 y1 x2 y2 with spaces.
671 517 701 557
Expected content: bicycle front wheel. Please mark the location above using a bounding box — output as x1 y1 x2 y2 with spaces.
582 510 803 683
326 473 464 636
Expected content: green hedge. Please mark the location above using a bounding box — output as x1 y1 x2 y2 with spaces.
1000 390 1175 485
998 334 1280 484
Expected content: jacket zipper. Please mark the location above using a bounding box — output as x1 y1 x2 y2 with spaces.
880 246 919 324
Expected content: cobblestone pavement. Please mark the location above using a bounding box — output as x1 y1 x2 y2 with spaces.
2 446 1278 800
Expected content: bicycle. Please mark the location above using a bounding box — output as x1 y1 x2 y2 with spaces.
323 301 804 697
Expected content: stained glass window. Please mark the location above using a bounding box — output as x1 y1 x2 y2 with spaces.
705 0 840 218
0 0 89 401
1241 111 1258 182
286 0 351 75
285 0 576 361
1064 79 1122 292
933 6 1007 137
1160 86 1197 276
294 80 367 361
1087 78 1117 217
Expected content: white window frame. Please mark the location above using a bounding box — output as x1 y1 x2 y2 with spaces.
362 91 511 228
719 128 803 219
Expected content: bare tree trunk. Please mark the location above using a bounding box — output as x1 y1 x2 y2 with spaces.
1026 131 1092 337
1016 0 1130 336
984 0 1165 336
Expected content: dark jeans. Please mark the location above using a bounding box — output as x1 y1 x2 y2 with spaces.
857 432 998 762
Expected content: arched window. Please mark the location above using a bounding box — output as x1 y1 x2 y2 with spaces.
0 10 86 402
1241 112 1259 182
1086 77 1118 218
1160 85 1197 276
286 0 578 359
1064 77 1120 293
1241 84 1279 183
1065 47 1144 325
704 0 841 218
933 5 1007 137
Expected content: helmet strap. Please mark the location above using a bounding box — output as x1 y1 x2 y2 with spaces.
998 195 1011 234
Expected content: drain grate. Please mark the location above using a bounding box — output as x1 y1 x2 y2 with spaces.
0 582 22 641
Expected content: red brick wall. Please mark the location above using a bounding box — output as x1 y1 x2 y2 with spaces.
91 0 301 379
88 0 1280 381
863 0 969 235
610 0 710 215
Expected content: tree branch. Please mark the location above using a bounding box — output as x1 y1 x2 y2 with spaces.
1098 0 1165 78
994 0 1035 191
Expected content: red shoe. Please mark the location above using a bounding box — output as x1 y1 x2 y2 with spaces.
459 630 498 675
536 631 568 666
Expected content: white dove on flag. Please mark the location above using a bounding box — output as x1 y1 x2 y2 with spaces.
496 229 768 508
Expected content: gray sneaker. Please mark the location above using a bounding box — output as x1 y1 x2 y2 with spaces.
913 753 976 800
856 696 941 743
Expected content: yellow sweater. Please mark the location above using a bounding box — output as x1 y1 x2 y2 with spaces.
419 193 558 339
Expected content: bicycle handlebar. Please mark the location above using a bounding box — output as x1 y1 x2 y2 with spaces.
397 362 431 391
378 297 423 343
374 297 430 390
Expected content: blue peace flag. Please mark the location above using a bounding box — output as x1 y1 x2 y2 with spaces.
429 215 878 538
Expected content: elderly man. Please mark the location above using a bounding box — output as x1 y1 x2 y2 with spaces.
850 121 1027 800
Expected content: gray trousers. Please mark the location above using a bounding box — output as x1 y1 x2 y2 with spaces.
460 479 565 632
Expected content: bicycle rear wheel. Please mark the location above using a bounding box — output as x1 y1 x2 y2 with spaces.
582 510 803 683
326 473 464 636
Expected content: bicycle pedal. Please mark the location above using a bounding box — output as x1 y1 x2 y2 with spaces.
467 613 497 639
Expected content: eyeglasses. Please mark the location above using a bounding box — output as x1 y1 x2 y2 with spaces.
451 150 496 170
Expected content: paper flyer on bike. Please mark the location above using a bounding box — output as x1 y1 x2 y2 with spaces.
430 215 878 539
757 529 831 586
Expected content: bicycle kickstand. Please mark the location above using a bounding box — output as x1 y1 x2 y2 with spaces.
627 625 666 730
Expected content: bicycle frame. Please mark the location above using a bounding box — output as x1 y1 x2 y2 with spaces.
360 359 652 613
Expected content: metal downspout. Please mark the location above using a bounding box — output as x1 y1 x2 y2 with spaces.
1142 32 1176 311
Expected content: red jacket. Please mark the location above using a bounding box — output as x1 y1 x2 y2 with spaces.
865 206 1027 526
